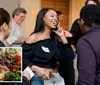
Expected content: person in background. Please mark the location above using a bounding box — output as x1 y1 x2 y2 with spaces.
69 0 100 58
5 7 27 47
56 11 72 37
70 0 100 45
69 1 100 84
56 10 75 85
70 19 83 46
76 5 100 85
56 11 63 27
85 0 100 5
70 0 99 46
22 8 74 85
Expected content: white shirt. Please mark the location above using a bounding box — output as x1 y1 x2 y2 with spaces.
7 20 25 45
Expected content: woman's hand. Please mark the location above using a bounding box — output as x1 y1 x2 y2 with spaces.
31 66 50 80
64 30 72 38
53 27 65 37
53 27 72 37
53 27 72 44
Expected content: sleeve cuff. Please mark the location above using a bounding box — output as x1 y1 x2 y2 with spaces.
7 36 17 44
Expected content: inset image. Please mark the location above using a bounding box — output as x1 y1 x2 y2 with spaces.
0 47 22 82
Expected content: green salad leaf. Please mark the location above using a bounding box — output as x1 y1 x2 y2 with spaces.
5 71 21 81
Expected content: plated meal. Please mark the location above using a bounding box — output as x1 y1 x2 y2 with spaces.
0 47 22 82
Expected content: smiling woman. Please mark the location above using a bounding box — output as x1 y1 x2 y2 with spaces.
22 8 74 85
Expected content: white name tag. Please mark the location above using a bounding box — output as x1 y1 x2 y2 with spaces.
41 46 50 53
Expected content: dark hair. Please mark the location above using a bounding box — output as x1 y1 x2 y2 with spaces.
56 11 62 16
85 0 100 5
70 19 83 46
12 7 27 18
80 5 100 28
31 8 57 34
0 8 10 26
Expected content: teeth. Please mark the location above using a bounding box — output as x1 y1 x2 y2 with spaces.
52 22 57 25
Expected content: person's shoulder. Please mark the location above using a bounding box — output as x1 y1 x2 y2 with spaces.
0 41 5 47
25 34 37 44
77 36 85 43
76 35 90 48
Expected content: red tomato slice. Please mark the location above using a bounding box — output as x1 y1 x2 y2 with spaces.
14 54 21 61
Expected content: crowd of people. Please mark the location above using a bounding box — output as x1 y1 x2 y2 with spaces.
0 0 100 85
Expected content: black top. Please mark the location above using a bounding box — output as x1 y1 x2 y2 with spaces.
22 37 74 69
0 41 5 47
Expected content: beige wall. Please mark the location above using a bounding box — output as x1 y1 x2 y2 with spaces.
0 0 19 16
69 0 85 29
20 0 41 37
